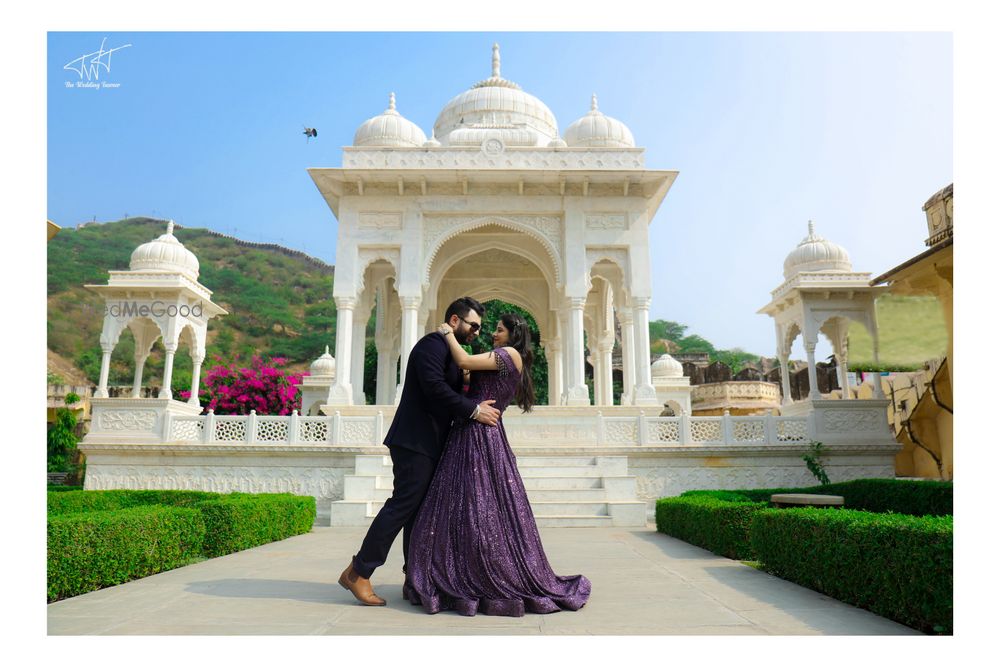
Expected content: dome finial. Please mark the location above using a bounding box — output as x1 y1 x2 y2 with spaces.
167 220 175 235
808 220 816 236
492 43 500 78
591 93 599 112
388 92 396 112
324 345 330 355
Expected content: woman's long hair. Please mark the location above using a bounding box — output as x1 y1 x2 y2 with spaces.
500 312 536 413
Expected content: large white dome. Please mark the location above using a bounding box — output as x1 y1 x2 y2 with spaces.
783 221 853 280
129 221 200 281
433 44 559 148
565 94 635 148
353 93 427 148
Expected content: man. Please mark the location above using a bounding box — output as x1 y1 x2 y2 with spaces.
339 296 501 605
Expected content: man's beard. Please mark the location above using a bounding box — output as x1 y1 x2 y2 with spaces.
457 323 478 344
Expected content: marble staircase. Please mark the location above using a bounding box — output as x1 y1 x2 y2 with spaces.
330 454 648 528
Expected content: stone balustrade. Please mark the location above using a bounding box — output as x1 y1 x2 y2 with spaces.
162 409 807 448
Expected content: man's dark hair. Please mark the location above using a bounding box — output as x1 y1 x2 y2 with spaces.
444 296 485 323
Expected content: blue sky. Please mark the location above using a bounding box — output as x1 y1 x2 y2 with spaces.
47 31 952 359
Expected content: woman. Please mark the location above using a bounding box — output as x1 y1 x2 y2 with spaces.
403 312 591 617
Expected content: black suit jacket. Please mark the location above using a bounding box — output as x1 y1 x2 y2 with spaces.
383 332 478 460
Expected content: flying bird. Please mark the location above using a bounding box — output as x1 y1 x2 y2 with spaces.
303 127 318 142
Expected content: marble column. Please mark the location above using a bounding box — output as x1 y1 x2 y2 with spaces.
398 296 421 398
598 340 614 406
95 346 112 399
131 352 149 398
631 297 659 405
328 296 356 405
565 298 590 406
547 338 563 406
351 312 367 405
779 352 793 406
188 352 204 407
159 343 177 400
805 341 821 400
619 308 636 406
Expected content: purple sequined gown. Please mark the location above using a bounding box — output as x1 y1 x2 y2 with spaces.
404 347 591 616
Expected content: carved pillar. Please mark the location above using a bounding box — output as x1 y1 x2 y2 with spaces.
598 340 614 406
545 338 563 406
96 345 113 399
619 307 636 406
188 352 204 407
398 296 421 398
778 352 793 406
131 352 148 398
328 296 356 405
351 310 367 405
159 342 177 400
631 297 659 405
804 341 820 400
565 298 590 406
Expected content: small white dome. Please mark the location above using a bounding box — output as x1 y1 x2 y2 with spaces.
353 93 427 148
783 221 853 280
548 137 568 148
564 94 635 148
651 354 684 379
309 346 336 377
129 221 200 280
433 44 559 148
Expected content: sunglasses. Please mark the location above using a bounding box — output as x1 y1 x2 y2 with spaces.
458 316 481 333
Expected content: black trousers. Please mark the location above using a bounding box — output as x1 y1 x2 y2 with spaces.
352 446 437 579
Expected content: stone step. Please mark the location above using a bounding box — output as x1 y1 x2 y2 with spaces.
354 455 392 475
529 501 610 516
516 465 608 477
534 515 614 528
527 487 611 501
521 476 604 490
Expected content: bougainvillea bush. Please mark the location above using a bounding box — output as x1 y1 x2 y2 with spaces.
180 355 304 415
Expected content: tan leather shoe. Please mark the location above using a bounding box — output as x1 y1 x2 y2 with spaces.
338 563 386 606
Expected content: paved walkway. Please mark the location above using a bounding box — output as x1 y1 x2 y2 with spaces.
47 526 921 635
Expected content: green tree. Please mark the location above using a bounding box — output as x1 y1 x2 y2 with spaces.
48 393 80 473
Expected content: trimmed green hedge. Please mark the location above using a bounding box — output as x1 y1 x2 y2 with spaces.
681 478 952 516
47 490 317 602
47 489 222 515
750 508 953 634
655 495 768 560
198 494 316 557
48 505 205 602
47 485 84 493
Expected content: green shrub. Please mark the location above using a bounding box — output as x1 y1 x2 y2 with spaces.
750 508 952 634
47 489 222 515
47 506 205 602
680 478 952 516
655 495 768 560
47 485 84 493
196 494 316 557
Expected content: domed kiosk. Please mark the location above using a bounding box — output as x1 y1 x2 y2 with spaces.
85 221 227 404
759 221 887 409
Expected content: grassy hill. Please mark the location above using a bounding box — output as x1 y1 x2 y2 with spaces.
47 218 336 391
51 217 939 399
847 294 948 369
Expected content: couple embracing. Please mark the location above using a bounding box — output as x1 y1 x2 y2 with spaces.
339 297 591 617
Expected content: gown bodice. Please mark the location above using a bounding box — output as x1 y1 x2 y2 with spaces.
465 347 521 415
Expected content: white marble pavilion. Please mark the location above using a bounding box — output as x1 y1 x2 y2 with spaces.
309 45 676 408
